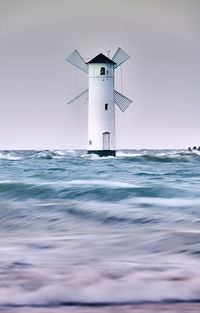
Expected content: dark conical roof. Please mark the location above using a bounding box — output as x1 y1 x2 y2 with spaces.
87 53 116 64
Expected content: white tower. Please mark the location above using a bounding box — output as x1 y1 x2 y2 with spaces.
66 48 132 156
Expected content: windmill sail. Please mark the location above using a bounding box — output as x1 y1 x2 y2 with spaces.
112 47 130 69
114 90 132 112
66 49 88 73
67 88 88 104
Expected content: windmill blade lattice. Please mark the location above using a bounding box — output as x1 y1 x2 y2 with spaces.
114 90 132 112
112 47 130 69
66 49 88 73
67 88 88 104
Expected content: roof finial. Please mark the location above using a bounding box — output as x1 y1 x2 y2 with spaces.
106 40 111 58
106 49 111 58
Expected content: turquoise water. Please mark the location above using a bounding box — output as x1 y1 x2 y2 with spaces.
0 149 200 310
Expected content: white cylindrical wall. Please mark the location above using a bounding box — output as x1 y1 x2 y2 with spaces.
88 63 115 151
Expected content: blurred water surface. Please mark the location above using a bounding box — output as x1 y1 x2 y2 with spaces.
0 149 200 312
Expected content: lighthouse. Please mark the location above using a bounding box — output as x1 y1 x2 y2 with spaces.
66 48 132 156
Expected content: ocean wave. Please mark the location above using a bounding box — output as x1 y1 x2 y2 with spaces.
1 195 199 234
117 151 197 163
0 179 186 202
0 149 200 163
0 256 199 306
0 152 22 160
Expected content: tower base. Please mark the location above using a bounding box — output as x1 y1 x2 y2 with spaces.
87 150 116 157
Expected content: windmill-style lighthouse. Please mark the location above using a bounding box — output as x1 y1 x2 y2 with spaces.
66 48 132 156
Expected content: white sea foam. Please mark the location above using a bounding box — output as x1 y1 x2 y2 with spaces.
54 150 77 156
22 179 138 189
0 256 199 305
129 197 200 208
117 151 144 157
64 180 136 188
192 150 200 156
0 152 22 160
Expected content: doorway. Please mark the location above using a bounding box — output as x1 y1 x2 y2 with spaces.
103 132 110 150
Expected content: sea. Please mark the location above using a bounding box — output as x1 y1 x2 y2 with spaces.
0 149 200 313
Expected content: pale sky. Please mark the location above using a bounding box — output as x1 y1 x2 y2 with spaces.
0 0 199 149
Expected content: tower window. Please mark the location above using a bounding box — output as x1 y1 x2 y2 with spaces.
89 140 92 145
105 103 108 110
100 67 105 75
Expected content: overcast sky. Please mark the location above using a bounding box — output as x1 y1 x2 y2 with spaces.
0 0 199 149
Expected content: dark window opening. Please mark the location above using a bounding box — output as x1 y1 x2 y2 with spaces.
89 140 92 145
105 103 108 110
100 67 105 75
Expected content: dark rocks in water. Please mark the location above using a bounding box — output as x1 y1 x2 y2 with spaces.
188 146 200 151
